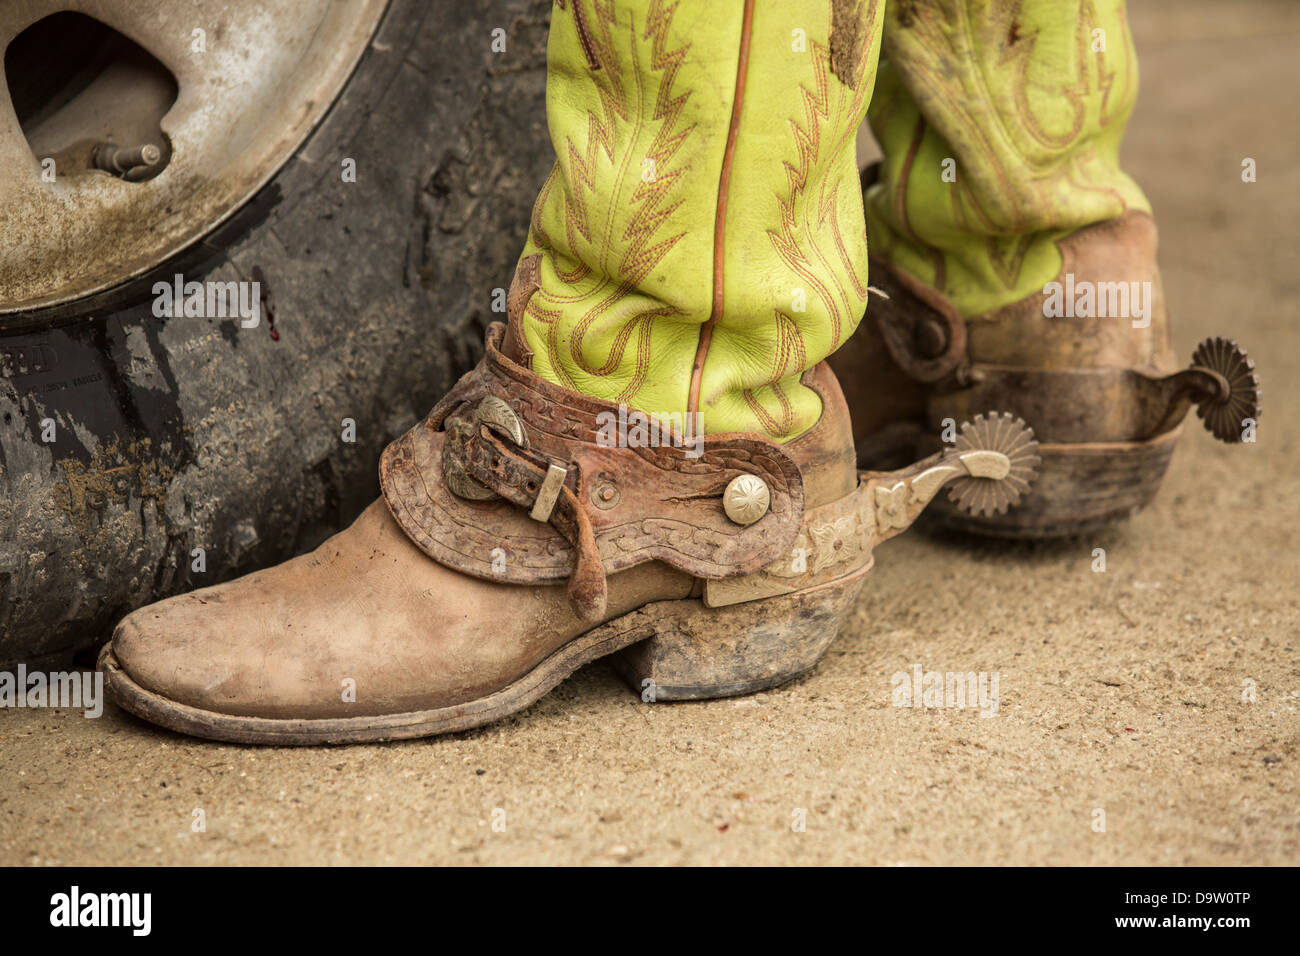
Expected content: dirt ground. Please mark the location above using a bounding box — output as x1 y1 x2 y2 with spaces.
2 0 1296 866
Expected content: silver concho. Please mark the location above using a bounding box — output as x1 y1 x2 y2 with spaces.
723 474 770 526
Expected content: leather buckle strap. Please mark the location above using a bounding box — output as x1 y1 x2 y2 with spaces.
443 396 570 521
443 398 607 623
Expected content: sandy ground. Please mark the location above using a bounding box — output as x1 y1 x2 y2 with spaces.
2 0 1297 866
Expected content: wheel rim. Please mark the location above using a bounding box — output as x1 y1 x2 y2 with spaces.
0 0 387 315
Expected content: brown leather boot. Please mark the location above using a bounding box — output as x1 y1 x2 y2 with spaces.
834 192 1260 538
99 323 1038 744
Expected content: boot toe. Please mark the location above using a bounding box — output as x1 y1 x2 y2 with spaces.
109 589 278 717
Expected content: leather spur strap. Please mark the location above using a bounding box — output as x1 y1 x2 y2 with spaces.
380 324 806 622
869 258 969 385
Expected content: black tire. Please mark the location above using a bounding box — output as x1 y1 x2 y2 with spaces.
0 0 555 667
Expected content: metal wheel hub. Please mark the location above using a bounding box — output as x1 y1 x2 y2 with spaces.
0 0 386 314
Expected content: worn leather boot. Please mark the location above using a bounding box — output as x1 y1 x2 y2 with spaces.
100 322 1037 743
100 0 1041 742
830 1 1260 537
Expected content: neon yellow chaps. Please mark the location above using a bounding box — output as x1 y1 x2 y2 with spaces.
518 0 1148 440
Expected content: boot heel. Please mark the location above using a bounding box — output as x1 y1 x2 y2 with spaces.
610 566 869 702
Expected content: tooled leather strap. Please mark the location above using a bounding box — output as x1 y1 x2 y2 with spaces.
380 323 808 623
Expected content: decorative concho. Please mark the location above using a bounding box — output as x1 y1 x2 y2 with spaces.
1191 337 1260 444
946 413 1040 517
723 474 771 526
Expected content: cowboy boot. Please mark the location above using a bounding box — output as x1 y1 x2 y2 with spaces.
99 0 1038 744
830 0 1260 537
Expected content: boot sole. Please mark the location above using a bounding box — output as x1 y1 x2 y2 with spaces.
923 426 1181 539
99 565 870 745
